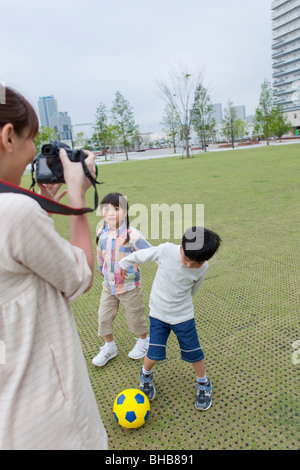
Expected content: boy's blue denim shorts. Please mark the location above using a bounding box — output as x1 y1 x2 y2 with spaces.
147 316 205 363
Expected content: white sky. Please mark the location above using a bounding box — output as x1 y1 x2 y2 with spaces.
1 0 272 134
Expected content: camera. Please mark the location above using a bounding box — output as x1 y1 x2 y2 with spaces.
34 141 87 184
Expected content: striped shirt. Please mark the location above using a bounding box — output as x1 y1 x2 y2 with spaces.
97 221 151 295
0 193 107 450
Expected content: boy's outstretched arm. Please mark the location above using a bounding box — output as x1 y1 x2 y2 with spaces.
119 244 162 276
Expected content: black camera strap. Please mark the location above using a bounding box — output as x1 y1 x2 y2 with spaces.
80 153 99 211
0 179 97 215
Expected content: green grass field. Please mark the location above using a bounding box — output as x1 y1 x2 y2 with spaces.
22 143 300 450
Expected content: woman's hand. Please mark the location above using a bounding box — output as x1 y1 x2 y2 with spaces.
37 183 68 217
59 149 96 207
37 183 68 203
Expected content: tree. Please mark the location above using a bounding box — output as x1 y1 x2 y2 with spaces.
192 84 215 152
270 105 291 140
161 103 181 153
93 103 119 161
75 131 86 148
157 66 203 158
131 128 143 150
34 126 58 153
222 100 248 145
111 91 138 160
234 119 248 140
254 79 275 145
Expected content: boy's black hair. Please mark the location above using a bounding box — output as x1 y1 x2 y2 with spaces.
181 227 221 263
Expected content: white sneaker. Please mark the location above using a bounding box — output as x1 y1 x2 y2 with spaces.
92 342 118 367
128 337 149 360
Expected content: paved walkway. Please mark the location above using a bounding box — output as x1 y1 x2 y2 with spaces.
95 139 300 165
25 139 300 173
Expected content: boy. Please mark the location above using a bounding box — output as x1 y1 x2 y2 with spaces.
119 227 221 411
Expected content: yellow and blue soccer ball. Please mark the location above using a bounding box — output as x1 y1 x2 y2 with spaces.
113 389 150 428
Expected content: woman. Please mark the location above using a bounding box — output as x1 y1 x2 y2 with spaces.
0 87 108 450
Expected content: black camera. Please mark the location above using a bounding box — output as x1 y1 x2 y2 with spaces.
34 141 87 184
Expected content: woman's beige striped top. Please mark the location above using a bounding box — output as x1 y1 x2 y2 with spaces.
0 193 108 450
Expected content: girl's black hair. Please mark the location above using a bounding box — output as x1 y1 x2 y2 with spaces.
96 192 130 245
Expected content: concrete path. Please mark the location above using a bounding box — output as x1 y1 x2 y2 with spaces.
25 139 300 173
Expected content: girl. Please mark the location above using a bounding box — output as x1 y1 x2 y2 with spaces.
92 192 151 367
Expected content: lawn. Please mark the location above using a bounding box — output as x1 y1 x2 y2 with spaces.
22 143 300 450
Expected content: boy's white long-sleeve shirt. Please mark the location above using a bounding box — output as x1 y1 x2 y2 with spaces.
119 242 208 325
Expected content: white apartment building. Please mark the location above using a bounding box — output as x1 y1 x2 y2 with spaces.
272 0 300 129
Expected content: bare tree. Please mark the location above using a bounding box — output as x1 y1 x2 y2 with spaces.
157 66 203 158
161 103 181 153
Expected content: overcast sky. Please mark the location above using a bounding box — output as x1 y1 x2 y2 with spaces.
1 0 272 134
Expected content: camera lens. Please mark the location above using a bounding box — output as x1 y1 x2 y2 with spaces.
44 146 52 154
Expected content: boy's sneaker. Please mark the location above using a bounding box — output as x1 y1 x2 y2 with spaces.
195 379 212 411
139 367 156 401
128 337 149 359
92 342 118 367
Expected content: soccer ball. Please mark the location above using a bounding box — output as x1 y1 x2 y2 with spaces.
113 388 150 429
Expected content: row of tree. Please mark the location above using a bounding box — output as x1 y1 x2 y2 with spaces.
34 68 292 160
159 69 292 157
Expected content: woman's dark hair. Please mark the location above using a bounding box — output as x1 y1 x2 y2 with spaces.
182 227 221 263
96 192 130 245
0 87 39 138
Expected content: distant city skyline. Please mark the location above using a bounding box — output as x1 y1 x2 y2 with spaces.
35 87 261 137
37 95 254 140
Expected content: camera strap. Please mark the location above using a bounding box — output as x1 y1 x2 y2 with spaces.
80 153 99 211
0 179 98 215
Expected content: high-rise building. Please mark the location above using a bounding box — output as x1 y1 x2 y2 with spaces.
38 95 72 141
212 103 223 124
272 0 300 127
233 105 246 120
38 95 58 128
